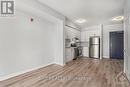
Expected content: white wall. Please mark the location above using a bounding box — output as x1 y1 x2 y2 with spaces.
0 10 55 77
81 24 123 58
124 0 130 81
0 0 65 80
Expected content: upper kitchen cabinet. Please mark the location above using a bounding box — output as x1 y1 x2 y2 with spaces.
65 26 81 40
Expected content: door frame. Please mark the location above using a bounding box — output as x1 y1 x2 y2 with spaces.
109 31 124 59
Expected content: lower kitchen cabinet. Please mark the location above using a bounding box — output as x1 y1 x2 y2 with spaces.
65 48 74 62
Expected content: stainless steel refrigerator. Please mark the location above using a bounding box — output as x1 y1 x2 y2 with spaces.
89 36 100 58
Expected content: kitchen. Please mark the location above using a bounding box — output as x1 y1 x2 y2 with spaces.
65 19 123 62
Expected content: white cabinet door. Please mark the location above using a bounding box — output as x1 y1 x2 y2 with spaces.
65 48 75 62
65 48 72 62
71 48 74 60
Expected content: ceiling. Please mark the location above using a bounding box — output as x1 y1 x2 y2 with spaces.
38 0 125 28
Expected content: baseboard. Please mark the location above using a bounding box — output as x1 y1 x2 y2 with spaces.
0 62 54 81
54 62 65 66
124 72 130 84
103 57 110 59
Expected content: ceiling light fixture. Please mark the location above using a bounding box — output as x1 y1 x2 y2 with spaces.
112 16 124 21
76 19 87 23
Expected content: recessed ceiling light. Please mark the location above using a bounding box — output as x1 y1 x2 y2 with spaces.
112 16 124 21
76 19 87 23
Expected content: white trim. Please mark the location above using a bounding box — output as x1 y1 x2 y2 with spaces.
54 61 65 66
100 24 103 60
0 62 54 81
125 69 130 81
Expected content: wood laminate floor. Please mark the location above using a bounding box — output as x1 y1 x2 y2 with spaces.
0 58 130 87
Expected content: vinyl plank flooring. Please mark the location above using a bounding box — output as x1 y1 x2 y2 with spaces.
0 58 129 87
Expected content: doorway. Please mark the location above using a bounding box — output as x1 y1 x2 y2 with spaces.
109 31 124 59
